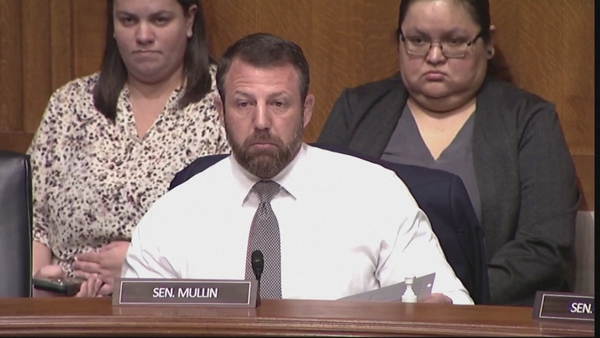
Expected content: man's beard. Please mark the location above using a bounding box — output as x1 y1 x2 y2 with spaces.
226 116 304 179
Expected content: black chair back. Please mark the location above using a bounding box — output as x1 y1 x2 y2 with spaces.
0 150 33 297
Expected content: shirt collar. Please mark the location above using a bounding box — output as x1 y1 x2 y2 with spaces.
230 143 311 206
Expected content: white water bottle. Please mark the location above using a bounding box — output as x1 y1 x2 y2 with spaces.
402 276 417 303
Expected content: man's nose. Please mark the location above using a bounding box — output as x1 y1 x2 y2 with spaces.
253 103 272 130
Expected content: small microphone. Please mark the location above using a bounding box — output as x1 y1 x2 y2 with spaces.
251 250 264 304
251 250 264 281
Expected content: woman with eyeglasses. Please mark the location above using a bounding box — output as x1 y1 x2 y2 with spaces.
318 0 579 307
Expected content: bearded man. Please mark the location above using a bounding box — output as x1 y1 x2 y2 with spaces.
121 33 473 305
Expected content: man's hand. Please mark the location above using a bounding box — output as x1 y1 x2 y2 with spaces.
75 274 104 298
73 241 130 296
419 293 453 304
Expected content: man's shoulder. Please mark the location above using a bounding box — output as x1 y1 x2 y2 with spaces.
304 146 419 216
145 155 233 214
169 153 231 190
312 143 455 185
306 145 400 181
150 157 232 219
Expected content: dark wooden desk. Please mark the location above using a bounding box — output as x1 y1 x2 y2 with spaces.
0 298 593 336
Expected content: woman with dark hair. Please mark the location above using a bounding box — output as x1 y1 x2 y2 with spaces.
318 0 579 306
29 0 230 297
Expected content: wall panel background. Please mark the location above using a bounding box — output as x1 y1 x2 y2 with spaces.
0 0 593 209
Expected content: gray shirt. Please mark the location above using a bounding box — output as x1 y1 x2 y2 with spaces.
381 105 482 223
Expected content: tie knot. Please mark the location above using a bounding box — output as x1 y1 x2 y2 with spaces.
252 180 280 203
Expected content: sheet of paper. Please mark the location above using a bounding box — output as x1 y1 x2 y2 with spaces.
338 273 436 302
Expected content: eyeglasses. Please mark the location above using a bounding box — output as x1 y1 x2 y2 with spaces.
399 31 482 58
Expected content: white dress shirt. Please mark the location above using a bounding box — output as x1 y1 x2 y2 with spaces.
122 144 473 305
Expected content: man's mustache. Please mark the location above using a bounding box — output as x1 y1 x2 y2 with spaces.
243 131 285 147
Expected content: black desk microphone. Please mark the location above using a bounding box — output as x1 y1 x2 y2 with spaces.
251 250 264 281
251 250 264 303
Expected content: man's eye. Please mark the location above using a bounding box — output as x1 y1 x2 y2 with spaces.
274 101 284 107
238 102 249 108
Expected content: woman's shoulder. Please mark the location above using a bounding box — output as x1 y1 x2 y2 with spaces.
478 77 559 126
50 72 100 100
42 72 103 128
333 74 407 115
480 78 554 110
345 74 405 97
477 78 562 138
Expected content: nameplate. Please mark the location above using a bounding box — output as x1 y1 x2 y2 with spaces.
532 291 594 322
112 278 258 308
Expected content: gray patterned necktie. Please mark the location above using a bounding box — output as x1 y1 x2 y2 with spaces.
245 180 282 299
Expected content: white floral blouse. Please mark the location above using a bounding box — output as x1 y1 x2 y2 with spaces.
28 66 230 276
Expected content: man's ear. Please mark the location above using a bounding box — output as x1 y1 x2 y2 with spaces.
215 96 225 127
302 93 315 128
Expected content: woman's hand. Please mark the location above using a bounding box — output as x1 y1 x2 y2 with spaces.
72 241 130 296
32 264 66 297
